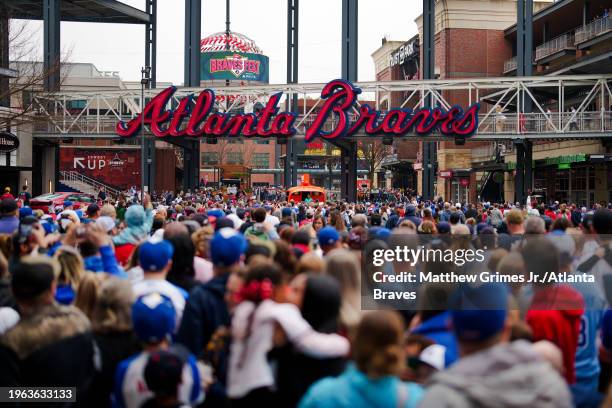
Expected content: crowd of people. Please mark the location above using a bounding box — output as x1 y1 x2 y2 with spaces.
0 185 612 407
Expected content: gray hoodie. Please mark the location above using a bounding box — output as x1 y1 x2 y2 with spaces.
418 340 572 408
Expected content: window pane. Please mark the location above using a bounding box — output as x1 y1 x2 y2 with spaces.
252 153 269 168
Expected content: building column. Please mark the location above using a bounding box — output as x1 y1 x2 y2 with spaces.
183 0 201 190
144 0 157 193
286 0 299 188
43 0 60 92
421 0 435 199
184 0 201 88
514 141 525 204
0 8 9 109
340 0 357 202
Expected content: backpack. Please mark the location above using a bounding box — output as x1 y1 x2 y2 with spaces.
244 225 269 241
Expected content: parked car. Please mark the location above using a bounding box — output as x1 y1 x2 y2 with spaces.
30 192 95 213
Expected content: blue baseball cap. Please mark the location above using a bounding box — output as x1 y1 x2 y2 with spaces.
318 226 340 246
132 293 175 343
281 208 293 218
19 206 33 219
437 221 451 234
210 228 247 267
371 227 391 242
207 209 224 219
63 200 73 207
139 240 174 272
450 283 508 342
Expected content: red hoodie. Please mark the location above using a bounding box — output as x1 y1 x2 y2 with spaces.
526 284 584 384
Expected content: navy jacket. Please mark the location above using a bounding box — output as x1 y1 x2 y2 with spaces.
176 273 230 356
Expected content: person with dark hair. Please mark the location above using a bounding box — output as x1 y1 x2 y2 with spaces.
113 293 204 408
0 255 95 399
164 230 197 292
177 228 247 406
273 274 347 407
522 237 584 384
227 262 349 406
244 208 278 241
142 349 185 408
299 310 423 408
0 198 19 235
419 283 571 407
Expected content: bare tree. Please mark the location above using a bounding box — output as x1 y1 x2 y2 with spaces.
357 140 390 185
0 16 67 130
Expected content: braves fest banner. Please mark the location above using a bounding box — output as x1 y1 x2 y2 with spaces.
201 51 269 83
59 147 141 190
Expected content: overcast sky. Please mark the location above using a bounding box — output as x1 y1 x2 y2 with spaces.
21 0 421 85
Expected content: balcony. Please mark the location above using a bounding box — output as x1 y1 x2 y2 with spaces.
575 16 612 48
503 57 517 74
535 33 576 63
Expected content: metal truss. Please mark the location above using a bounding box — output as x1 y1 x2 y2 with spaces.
30 74 612 141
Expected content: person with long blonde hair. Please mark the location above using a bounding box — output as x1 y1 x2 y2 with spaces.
324 248 362 332
54 246 87 305
87 278 141 407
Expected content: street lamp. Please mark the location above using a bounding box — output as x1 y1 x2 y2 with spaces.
140 66 151 203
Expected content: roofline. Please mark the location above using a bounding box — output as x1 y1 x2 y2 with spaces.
6 0 150 24
504 0 574 36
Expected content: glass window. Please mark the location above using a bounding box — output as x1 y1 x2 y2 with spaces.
67 100 87 110
201 152 219 165
227 152 243 164
555 170 569 191
252 153 270 169
254 140 270 145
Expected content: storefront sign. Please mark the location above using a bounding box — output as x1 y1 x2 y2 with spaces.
201 51 269 83
413 162 423 171
389 39 418 67
0 132 19 153
439 170 453 178
545 154 586 166
116 80 479 141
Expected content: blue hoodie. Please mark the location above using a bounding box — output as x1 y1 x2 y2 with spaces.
299 364 423 408
84 245 127 278
411 311 459 367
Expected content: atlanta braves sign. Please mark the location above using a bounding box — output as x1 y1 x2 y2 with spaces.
116 80 479 141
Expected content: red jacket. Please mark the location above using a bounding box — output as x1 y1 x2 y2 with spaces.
114 243 136 266
526 284 584 384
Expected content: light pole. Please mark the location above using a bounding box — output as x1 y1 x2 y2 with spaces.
140 66 151 203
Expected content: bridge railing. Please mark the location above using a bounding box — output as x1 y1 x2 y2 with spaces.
33 110 612 137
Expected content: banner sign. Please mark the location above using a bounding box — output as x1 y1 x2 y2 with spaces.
59 148 141 190
0 132 19 153
116 80 479 142
201 51 269 83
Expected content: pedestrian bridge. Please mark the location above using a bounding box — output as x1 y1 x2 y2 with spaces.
30 74 612 141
